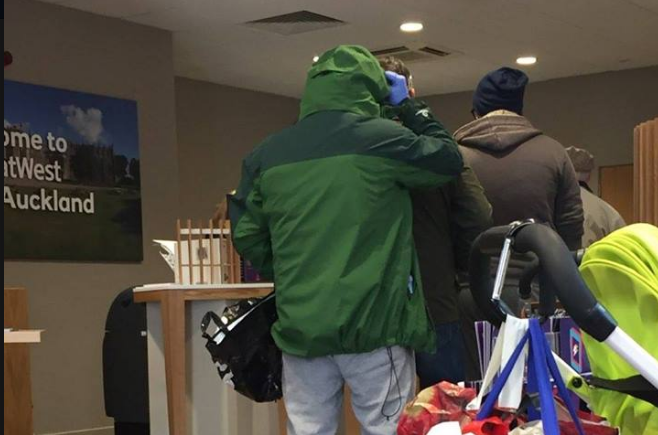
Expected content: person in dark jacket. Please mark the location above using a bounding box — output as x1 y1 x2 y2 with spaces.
454 67 584 380
566 146 626 248
231 45 463 435
380 56 493 388
103 288 150 435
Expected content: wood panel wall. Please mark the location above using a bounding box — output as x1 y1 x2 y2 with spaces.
634 118 658 225
600 165 634 224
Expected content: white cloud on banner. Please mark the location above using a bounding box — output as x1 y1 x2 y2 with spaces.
61 105 105 144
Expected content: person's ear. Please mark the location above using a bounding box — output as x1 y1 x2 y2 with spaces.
409 88 416 98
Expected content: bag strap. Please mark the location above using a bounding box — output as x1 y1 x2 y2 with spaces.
499 316 530 408
200 311 225 340
590 375 658 407
476 319 586 435
526 319 560 434
467 321 508 411
475 326 530 420
538 322 584 435
469 316 529 411
529 319 586 435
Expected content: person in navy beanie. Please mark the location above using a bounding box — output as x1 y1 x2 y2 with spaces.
454 67 584 380
472 67 529 117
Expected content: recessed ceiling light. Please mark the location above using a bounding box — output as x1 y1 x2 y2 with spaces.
400 22 423 33
313 55 320 63
516 56 537 66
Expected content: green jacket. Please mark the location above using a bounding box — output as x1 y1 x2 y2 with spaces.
230 45 463 357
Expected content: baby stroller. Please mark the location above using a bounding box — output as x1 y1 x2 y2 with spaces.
468 221 658 434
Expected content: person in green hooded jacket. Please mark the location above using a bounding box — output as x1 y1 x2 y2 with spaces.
230 45 463 435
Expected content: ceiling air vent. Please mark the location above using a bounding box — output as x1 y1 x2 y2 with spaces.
371 45 453 64
244 10 346 36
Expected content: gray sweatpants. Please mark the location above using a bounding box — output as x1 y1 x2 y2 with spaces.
282 346 416 435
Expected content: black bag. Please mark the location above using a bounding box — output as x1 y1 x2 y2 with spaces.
201 292 282 402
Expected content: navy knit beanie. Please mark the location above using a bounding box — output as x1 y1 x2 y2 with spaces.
472 67 529 116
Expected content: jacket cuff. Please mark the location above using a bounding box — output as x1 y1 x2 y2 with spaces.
397 99 439 134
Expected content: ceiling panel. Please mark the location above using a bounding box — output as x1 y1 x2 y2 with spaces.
34 0 658 97
54 0 182 18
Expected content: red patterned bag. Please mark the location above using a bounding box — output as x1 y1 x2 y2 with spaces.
397 382 477 435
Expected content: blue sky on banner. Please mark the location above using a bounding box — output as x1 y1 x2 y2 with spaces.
4 80 140 159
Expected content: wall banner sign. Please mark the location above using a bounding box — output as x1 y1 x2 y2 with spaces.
4 80 143 262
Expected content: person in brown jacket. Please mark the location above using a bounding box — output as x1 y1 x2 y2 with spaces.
455 67 584 380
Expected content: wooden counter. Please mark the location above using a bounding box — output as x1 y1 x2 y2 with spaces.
4 288 36 435
133 284 273 435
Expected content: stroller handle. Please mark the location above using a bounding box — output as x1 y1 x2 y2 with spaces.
518 249 586 300
468 222 617 342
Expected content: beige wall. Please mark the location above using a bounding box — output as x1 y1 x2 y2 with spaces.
4 0 180 434
424 66 658 191
175 77 299 219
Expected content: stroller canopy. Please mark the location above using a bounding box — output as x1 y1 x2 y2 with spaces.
579 223 658 435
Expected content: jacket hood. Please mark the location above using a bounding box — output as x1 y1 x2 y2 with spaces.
454 115 542 152
299 45 389 120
